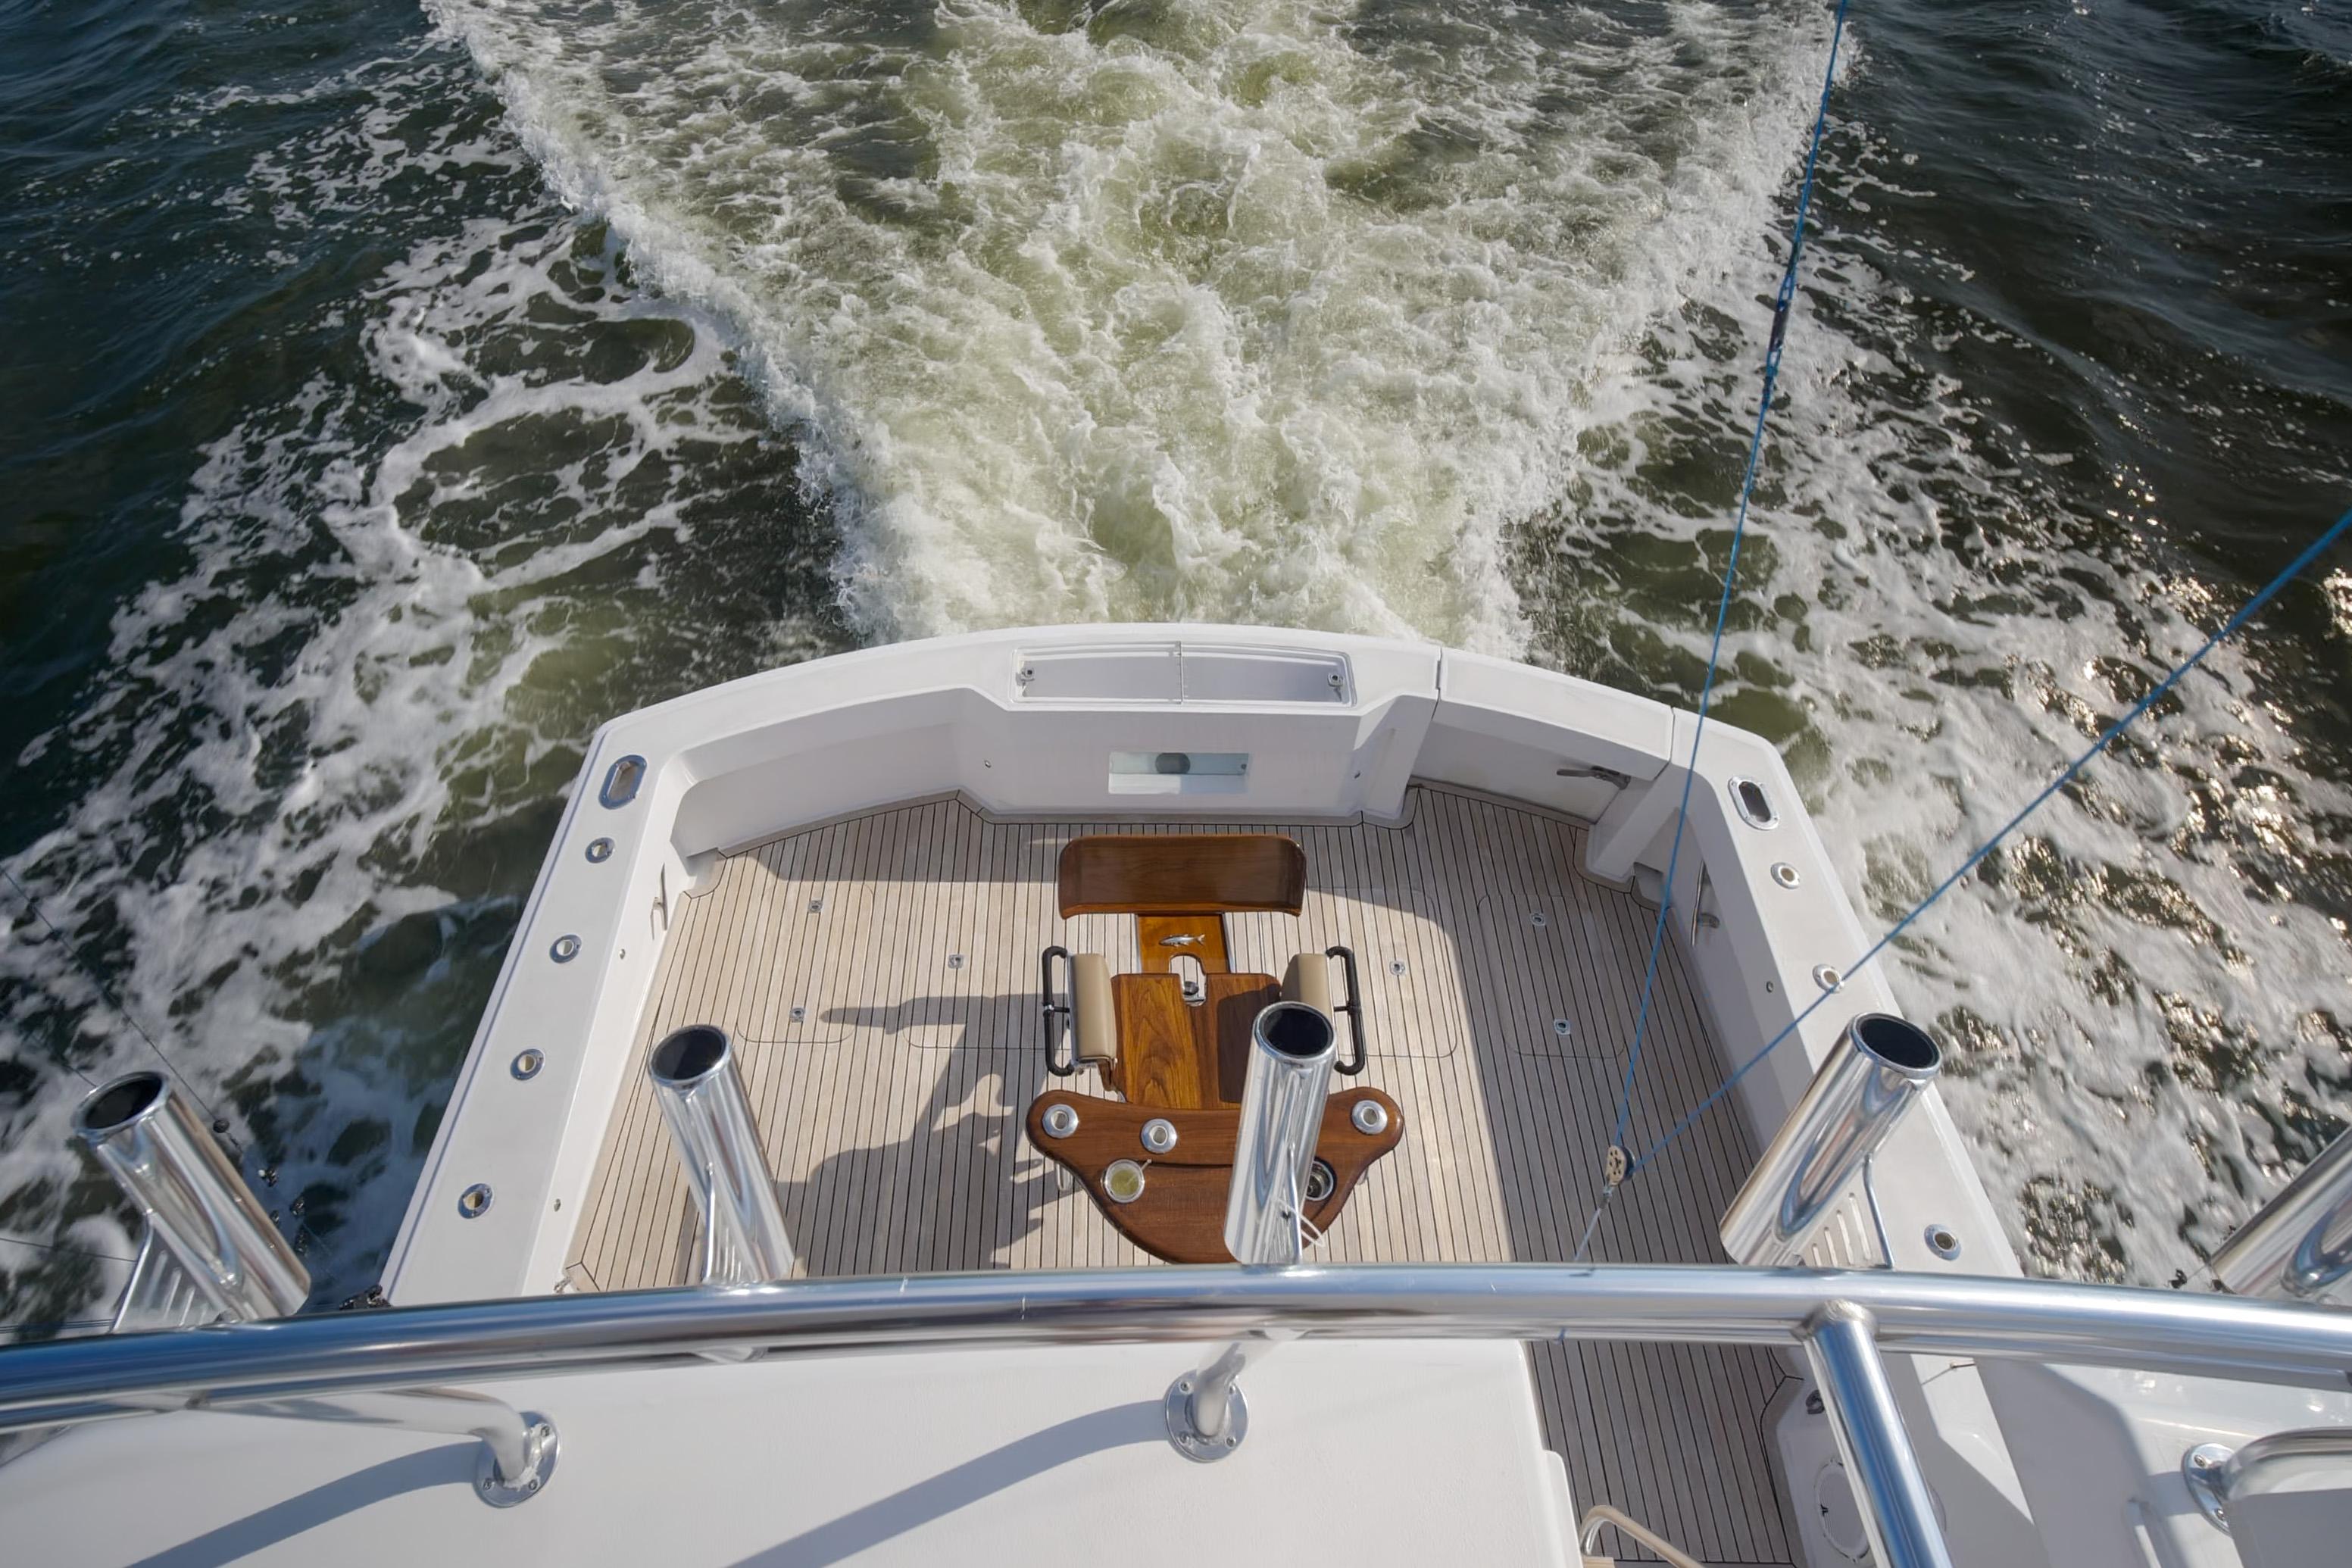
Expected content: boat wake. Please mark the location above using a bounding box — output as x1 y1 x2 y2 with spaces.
429 0 1837 649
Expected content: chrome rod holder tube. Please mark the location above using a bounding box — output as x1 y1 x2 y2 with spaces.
1223 1001 1338 1268
648 1026 795 1285
1804 1304 1954 1568
1722 1014 1942 1266
2183 1426 2352 1532
73 1073 308 1323
2212 1126 2352 1306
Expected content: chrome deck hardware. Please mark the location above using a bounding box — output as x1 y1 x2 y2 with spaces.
1721 1014 1942 1266
2182 1426 2352 1532
2211 1124 2352 1307
648 1026 796 1285
73 1072 309 1327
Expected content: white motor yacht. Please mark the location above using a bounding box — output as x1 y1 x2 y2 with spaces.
4 623 2347 1566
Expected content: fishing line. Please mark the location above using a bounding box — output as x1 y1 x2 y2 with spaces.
0 1231 136 1265
1580 0 1853 1260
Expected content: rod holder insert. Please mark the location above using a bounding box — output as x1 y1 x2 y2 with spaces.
73 1072 308 1324
648 1026 795 1285
1721 1014 1941 1267
1223 1001 1338 1268
2211 1126 2352 1306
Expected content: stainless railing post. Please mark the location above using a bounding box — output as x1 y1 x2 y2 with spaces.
648 1026 795 1285
2212 1126 2352 1307
216 1388 558 1507
73 1073 309 1323
1803 1303 1955 1568
1722 1014 1942 1265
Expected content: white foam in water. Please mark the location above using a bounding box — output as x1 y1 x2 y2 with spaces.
0 49 770 1312
429 0 1841 650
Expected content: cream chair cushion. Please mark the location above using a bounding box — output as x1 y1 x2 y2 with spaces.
1282 951 1333 1019
1071 952 1117 1069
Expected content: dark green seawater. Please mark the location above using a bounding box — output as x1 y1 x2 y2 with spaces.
2 0 2347 1329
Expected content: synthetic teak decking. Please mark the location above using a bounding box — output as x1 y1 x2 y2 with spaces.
567 785 1798 1566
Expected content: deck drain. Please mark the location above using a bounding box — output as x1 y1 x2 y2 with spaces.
1529 911 1549 929
789 1005 807 1023
1552 1018 1573 1039
808 897 824 914
458 1184 493 1219
548 934 581 964
511 1049 544 1081
1388 959 1407 977
947 953 965 970
585 838 614 864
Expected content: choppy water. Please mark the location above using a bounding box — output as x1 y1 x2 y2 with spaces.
2 0 2347 1328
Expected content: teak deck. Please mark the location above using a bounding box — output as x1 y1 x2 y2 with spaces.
567 785 1799 1566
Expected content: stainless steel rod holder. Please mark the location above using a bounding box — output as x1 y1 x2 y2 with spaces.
2212 1125 2352 1306
1223 1001 1338 1268
648 1026 795 1285
1722 1014 1942 1266
1804 1303 1954 1568
73 1072 308 1323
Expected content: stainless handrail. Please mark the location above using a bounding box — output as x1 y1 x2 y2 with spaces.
208 1388 558 1507
5 1264 2352 1419
2182 1426 2352 1532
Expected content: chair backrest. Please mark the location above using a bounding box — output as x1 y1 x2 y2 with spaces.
1057 834 1307 917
